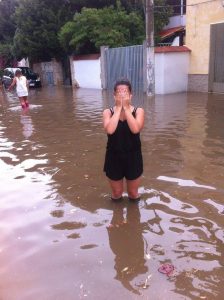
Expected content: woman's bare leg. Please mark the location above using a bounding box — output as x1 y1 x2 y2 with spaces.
108 178 124 199
23 96 29 107
126 176 141 200
19 97 26 109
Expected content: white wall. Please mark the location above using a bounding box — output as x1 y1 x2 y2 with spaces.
155 53 165 94
18 58 29 67
155 52 189 94
171 36 180 46
164 15 186 29
72 59 101 89
71 51 189 94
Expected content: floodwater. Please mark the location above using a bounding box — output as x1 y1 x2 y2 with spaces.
0 86 223 300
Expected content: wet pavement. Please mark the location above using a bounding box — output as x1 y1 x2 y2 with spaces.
0 86 224 300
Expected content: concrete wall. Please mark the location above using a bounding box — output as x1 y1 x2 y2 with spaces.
33 59 63 86
155 50 190 94
164 15 186 29
188 74 209 92
51 59 63 86
71 57 101 89
186 0 224 75
18 58 29 67
69 57 79 88
71 49 190 94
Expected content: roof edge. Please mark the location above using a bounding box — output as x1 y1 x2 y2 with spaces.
155 46 191 53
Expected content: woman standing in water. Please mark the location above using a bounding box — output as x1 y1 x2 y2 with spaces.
103 78 144 201
8 69 29 109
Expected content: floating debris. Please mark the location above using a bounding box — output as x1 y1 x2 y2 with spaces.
107 224 114 229
145 253 151 260
158 263 175 277
107 221 127 229
79 283 88 297
143 274 152 289
121 267 129 273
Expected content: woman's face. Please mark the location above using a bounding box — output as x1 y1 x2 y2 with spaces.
115 84 131 97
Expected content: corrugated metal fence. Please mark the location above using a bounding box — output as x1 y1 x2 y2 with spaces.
104 45 144 91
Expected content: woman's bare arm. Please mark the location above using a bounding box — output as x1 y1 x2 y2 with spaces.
103 106 122 135
124 107 144 134
103 93 123 134
8 78 16 91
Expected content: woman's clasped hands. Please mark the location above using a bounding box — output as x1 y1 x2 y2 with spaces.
115 87 131 111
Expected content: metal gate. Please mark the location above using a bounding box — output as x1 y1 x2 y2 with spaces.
46 72 54 85
105 45 144 91
209 23 224 93
41 62 54 85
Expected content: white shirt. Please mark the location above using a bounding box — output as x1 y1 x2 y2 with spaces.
16 76 28 97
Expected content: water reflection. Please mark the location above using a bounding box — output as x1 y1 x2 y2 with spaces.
141 93 188 181
157 175 216 190
20 110 34 139
206 94 224 140
107 202 148 295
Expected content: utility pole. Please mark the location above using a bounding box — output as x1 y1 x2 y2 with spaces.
180 0 184 25
145 0 155 96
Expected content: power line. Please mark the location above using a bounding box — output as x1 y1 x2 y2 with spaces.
155 4 186 7
154 11 186 15
154 0 217 8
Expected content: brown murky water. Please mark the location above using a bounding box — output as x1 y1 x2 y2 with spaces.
0 86 224 300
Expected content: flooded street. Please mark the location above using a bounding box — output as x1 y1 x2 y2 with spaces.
0 86 224 300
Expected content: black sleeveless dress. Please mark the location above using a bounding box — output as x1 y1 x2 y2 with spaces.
103 107 143 180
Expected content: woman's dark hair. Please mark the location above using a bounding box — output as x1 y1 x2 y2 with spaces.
113 78 132 93
15 69 22 76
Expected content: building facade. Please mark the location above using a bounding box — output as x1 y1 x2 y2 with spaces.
186 0 224 93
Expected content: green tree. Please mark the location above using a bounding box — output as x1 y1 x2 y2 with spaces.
118 0 173 43
12 0 125 62
9 0 171 63
0 0 18 41
67 0 116 11
59 6 145 55
0 0 18 67
154 0 173 44
12 0 77 62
